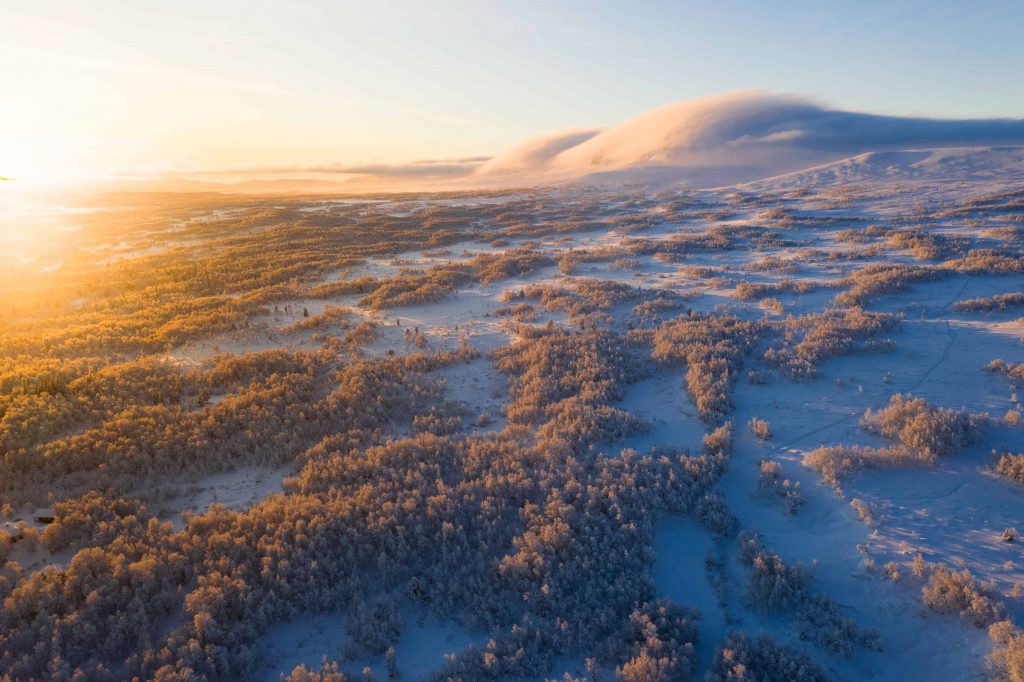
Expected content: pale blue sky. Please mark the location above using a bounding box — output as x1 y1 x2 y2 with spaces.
3 0 1023 181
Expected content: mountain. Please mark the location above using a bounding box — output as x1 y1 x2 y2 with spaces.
739 146 1024 191
474 91 1024 188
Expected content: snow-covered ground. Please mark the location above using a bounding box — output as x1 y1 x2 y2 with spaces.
152 465 291 528
117 148 1022 680
258 609 481 681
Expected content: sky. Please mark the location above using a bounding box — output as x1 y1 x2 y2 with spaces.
3 0 1024 186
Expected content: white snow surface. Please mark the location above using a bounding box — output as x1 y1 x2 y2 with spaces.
170 149 1024 680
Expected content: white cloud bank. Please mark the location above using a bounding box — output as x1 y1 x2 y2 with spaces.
122 90 1024 194
473 90 1024 187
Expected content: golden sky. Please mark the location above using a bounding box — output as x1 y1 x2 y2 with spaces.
4 0 1024 188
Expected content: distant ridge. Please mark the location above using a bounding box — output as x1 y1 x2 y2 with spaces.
475 91 1024 188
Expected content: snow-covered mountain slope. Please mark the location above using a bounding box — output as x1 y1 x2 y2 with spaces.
475 91 1024 188
739 146 1024 191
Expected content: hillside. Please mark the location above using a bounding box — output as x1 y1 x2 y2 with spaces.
475 91 1024 188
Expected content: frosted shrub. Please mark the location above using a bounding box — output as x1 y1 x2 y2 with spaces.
953 292 1024 312
761 297 785 315
696 492 738 537
809 394 986 484
987 621 1024 682
986 359 1024 385
749 418 771 440
849 498 876 526
607 600 699 682
746 369 771 385
862 393 985 458
734 279 820 301
706 632 828 682
805 444 923 485
511 278 665 325
922 565 1005 627
735 532 878 658
649 314 762 422
834 263 945 307
994 451 1024 484
764 308 897 379
743 256 799 274
737 532 810 613
943 249 1024 275
285 659 349 682
758 460 803 515
886 228 963 261
797 595 882 658
349 596 403 654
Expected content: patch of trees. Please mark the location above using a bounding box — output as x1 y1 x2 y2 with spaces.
742 256 800 275
736 532 879 657
987 620 1024 682
354 248 559 309
356 264 474 309
757 460 803 515
921 564 1005 627
733 279 824 301
807 394 986 484
308 275 380 299
833 225 889 244
647 314 762 423
609 600 699 682
993 451 1024 484
504 278 671 328
493 326 648 447
984 226 1024 243
631 296 683 324
706 632 829 682
737 531 811 614
695 491 738 538
0 337 733 681
279 305 355 334
806 444 928 485
1 349 473 505
748 418 771 441
886 228 966 261
833 264 946 307
862 393 985 459
622 225 792 262
348 596 403 655
1 348 326 470
285 659 350 681
954 292 1024 313
986 359 1024 386
763 308 897 379
943 249 1024 275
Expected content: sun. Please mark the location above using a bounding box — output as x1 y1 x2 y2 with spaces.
0 154 49 190
0 137 102 190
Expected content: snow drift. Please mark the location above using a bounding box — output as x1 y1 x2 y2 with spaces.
740 146 1024 191
475 91 1024 187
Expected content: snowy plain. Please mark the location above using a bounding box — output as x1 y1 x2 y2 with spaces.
127 146 1016 680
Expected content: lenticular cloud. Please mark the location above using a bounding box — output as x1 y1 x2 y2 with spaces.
475 91 1024 186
